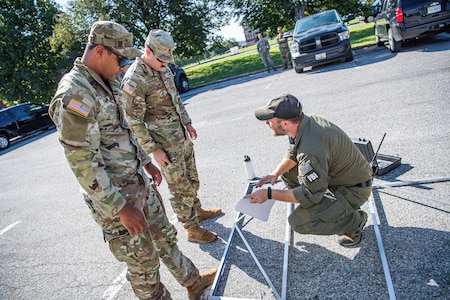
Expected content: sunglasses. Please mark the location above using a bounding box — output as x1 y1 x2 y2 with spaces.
104 46 129 68
148 47 165 63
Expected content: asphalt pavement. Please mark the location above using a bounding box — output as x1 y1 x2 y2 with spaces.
0 33 449 300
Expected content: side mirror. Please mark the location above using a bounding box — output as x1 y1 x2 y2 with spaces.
283 29 293 39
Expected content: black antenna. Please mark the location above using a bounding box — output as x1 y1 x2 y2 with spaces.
370 133 386 174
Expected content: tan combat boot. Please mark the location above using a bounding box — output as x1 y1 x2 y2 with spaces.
186 225 217 244
197 207 222 221
186 268 218 300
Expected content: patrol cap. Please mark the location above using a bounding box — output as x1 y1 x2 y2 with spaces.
145 29 175 62
255 94 302 120
88 20 139 59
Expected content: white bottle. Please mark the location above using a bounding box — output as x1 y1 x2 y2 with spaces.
244 155 256 180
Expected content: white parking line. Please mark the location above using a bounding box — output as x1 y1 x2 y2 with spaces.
0 221 21 235
101 268 128 300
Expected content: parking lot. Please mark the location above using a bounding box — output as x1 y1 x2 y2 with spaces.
1 34 449 300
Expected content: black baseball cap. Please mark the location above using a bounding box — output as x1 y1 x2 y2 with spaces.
255 94 302 120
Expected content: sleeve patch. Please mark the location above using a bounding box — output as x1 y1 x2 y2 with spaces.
122 83 135 96
67 99 91 117
300 162 313 175
306 172 319 183
300 162 319 183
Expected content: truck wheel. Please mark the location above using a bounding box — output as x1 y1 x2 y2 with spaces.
388 28 401 52
293 61 304 73
345 51 354 62
179 76 189 93
0 134 10 150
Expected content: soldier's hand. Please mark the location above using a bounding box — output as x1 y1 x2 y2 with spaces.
153 148 171 166
144 162 162 186
186 123 197 140
118 203 147 236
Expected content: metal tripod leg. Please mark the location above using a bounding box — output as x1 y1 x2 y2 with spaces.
209 181 291 300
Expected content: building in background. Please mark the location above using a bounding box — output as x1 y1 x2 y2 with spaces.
243 26 258 47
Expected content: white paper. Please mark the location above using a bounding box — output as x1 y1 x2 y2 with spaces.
235 197 276 222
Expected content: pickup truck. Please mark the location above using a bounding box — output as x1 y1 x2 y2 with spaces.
0 102 54 150
289 10 355 73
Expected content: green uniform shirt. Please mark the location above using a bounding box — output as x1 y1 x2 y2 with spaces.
49 58 152 220
120 57 191 154
276 33 289 50
287 114 373 209
257 37 270 54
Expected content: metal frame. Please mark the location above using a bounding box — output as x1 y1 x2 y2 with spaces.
209 181 292 300
208 176 450 300
368 176 450 300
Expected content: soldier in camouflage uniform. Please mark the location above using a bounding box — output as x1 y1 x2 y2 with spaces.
245 94 373 247
49 21 216 300
256 33 277 73
120 30 221 245
276 27 293 70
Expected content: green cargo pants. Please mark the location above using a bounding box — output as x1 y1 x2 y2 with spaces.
108 187 199 299
282 167 371 235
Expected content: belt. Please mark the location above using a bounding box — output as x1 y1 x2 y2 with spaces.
354 178 372 188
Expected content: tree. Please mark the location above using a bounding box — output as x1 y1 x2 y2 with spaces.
51 0 232 63
208 36 238 56
0 0 60 104
227 0 367 37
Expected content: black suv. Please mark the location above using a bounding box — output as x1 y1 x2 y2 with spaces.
169 64 190 93
0 102 54 150
289 10 355 73
374 0 450 52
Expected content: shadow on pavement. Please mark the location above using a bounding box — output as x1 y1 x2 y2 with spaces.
194 179 449 299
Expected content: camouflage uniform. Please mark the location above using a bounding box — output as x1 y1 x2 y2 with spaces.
121 57 202 230
49 21 199 299
256 36 276 71
283 114 373 235
276 32 292 69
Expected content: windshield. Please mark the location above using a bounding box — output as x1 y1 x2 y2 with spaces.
295 10 339 34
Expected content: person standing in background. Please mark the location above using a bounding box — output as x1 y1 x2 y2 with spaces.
256 32 277 73
276 27 293 70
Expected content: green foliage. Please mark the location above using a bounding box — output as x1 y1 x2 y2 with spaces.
228 0 298 36
349 22 376 48
0 0 60 104
186 47 281 86
0 0 375 105
52 0 231 61
228 0 370 36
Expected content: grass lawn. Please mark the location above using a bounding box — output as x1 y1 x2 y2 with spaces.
184 22 375 88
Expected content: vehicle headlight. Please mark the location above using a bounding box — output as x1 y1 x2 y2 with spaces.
338 30 350 41
290 42 299 54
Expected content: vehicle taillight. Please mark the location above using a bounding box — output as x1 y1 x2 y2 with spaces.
396 8 404 23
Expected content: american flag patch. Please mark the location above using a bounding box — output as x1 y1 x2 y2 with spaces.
67 99 91 117
122 84 135 96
